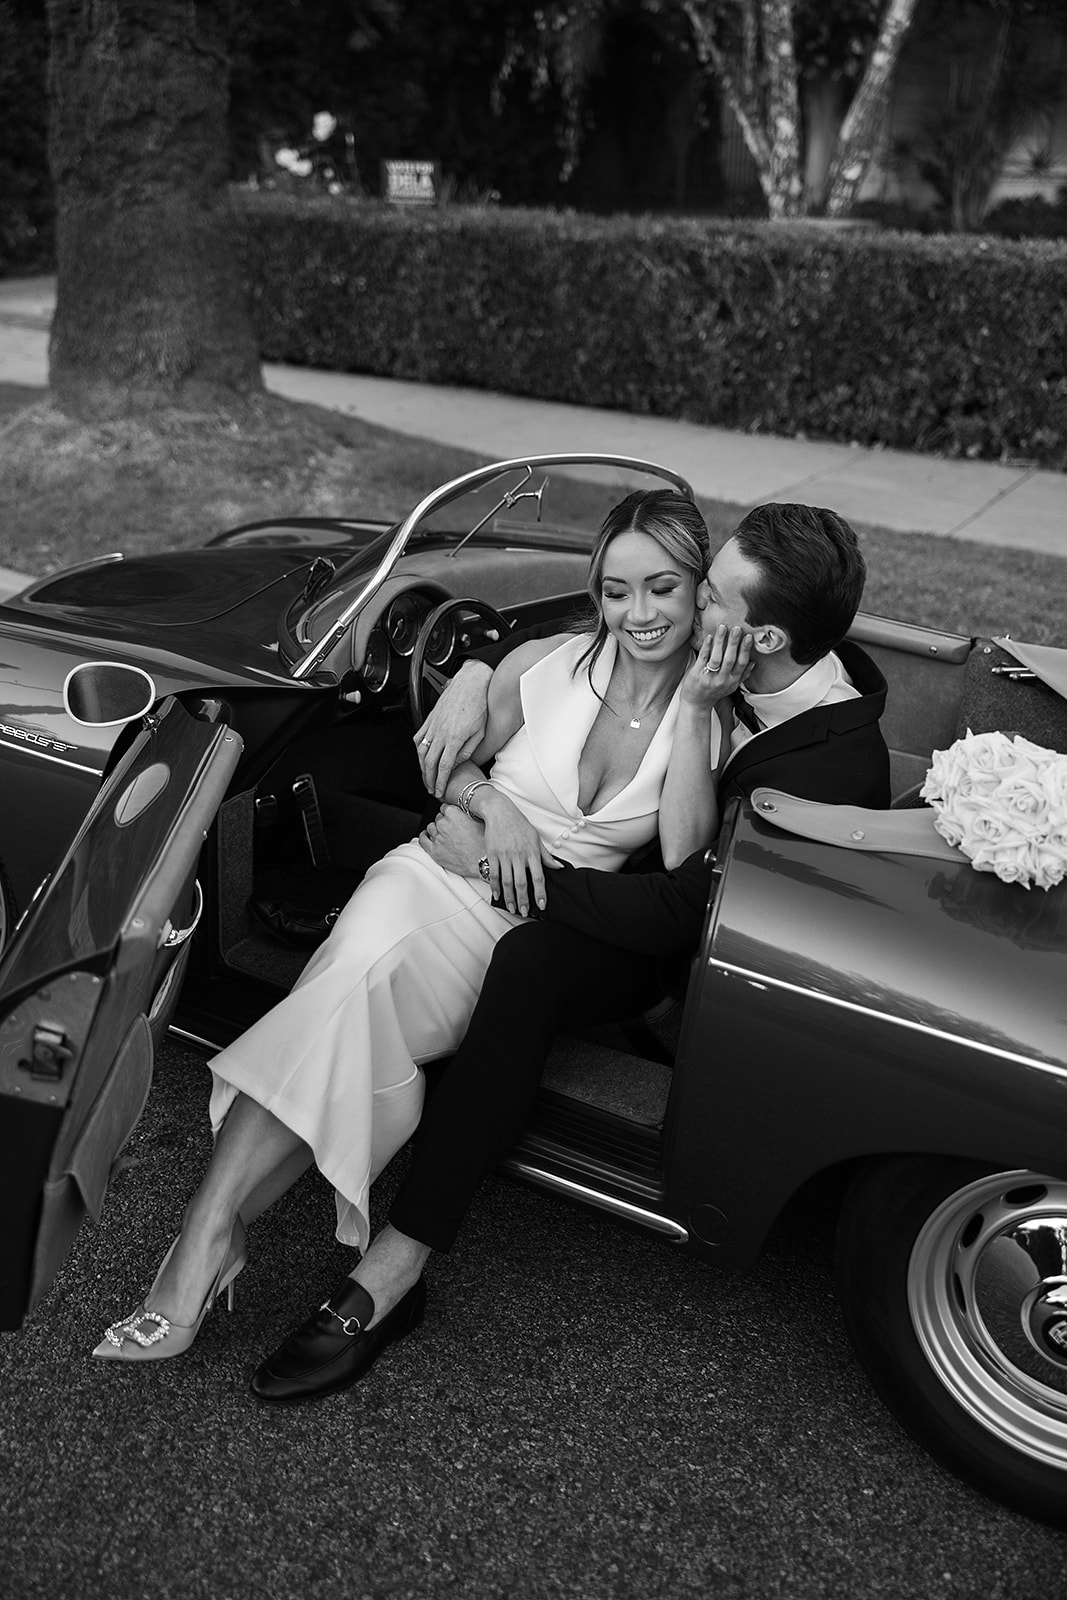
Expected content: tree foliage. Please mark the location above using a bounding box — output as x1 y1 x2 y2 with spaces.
499 0 923 216
228 0 567 203
0 0 51 267
896 0 1064 230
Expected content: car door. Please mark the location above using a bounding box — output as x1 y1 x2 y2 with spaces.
0 695 242 1329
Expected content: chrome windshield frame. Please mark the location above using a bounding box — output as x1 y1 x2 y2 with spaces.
289 453 696 681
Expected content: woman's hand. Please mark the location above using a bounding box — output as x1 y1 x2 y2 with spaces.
656 624 751 869
414 661 493 797
682 625 753 712
478 788 559 916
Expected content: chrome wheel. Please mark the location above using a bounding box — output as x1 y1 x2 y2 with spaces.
909 1171 1067 1472
836 1157 1067 1525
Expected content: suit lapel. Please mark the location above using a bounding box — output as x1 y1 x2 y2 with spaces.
724 704 833 788
723 642 888 792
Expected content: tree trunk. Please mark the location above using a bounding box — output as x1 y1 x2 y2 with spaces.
757 0 804 220
46 0 263 417
822 0 921 218
684 0 804 219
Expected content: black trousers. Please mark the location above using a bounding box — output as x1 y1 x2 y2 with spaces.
388 920 664 1252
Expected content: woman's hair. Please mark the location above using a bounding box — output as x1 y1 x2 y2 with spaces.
573 489 709 686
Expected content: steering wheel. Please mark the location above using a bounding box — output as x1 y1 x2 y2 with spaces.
408 598 512 726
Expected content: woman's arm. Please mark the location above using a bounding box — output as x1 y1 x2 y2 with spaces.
438 635 568 915
414 620 569 797
657 626 752 868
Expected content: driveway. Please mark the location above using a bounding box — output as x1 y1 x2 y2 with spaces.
2 1036 1062 1599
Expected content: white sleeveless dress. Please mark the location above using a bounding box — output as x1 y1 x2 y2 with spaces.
208 634 687 1250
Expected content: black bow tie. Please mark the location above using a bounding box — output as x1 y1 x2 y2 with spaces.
734 696 762 734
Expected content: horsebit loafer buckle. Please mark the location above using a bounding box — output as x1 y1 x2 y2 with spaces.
320 1299 362 1337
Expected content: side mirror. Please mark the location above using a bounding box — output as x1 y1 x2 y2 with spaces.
63 661 157 727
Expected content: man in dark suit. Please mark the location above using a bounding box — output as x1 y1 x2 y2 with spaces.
250 503 891 1403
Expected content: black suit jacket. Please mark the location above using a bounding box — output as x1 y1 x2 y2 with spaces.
540 638 889 958
475 628 890 960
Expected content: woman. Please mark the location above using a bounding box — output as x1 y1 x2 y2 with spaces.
93 489 746 1375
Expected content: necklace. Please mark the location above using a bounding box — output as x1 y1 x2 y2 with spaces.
610 674 683 730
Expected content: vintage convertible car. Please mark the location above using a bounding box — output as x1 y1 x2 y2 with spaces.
1 453 1066 1526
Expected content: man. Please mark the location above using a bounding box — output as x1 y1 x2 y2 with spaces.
251 503 891 1403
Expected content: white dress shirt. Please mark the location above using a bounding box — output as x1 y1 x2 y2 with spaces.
726 650 859 765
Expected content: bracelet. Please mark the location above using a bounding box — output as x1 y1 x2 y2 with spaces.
459 779 495 819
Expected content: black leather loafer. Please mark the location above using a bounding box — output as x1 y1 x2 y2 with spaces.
249 1276 426 1405
248 897 339 948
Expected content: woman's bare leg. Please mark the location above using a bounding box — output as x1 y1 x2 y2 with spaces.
147 1093 311 1325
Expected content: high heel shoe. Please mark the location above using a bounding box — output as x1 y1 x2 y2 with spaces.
92 1222 247 1362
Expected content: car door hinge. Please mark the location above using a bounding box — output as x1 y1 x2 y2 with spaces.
22 1024 75 1082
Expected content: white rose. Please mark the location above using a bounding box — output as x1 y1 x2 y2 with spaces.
922 745 968 803
1041 755 1067 828
960 729 1017 773
987 853 1035 887
931 810 966 849
1012 733 1056 765
1031 844 1067 890
993 774 1051 836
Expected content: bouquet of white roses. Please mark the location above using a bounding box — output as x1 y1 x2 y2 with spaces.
920 730 1067 891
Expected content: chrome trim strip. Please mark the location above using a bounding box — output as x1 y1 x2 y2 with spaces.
0 734 100 775
291 453 696 681
167 1023 226 1053
707 957 1067 1080
501 1157 689 1241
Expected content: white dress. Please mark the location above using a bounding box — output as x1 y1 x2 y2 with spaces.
208 634 686 1250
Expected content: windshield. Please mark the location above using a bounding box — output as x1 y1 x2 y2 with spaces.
287 455 696 677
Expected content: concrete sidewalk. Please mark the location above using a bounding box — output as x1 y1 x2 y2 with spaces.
2 274 1065 575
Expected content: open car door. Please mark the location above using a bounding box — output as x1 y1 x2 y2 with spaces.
0 689 241 1329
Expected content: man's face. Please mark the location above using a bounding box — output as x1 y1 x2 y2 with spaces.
694 536 758 641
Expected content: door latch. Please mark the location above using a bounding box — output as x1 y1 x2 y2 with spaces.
22 1024 74 1082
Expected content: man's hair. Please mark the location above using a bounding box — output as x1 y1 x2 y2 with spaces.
732 503 866 666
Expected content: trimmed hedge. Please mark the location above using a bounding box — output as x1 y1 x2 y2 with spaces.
238 192 1067 471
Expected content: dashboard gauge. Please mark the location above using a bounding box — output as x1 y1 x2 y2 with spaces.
360 626 392 693
385 593 422 657
424 612 455 667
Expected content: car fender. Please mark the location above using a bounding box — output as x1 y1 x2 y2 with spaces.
666 802 1067 1270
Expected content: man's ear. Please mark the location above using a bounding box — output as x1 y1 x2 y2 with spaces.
750 624 789 656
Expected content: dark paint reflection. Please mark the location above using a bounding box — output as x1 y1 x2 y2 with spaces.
717 827 1067 1069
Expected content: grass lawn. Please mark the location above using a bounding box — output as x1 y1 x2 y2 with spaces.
0 382 1064 643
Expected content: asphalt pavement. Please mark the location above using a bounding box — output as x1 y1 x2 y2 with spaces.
2 1034 1064 1600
